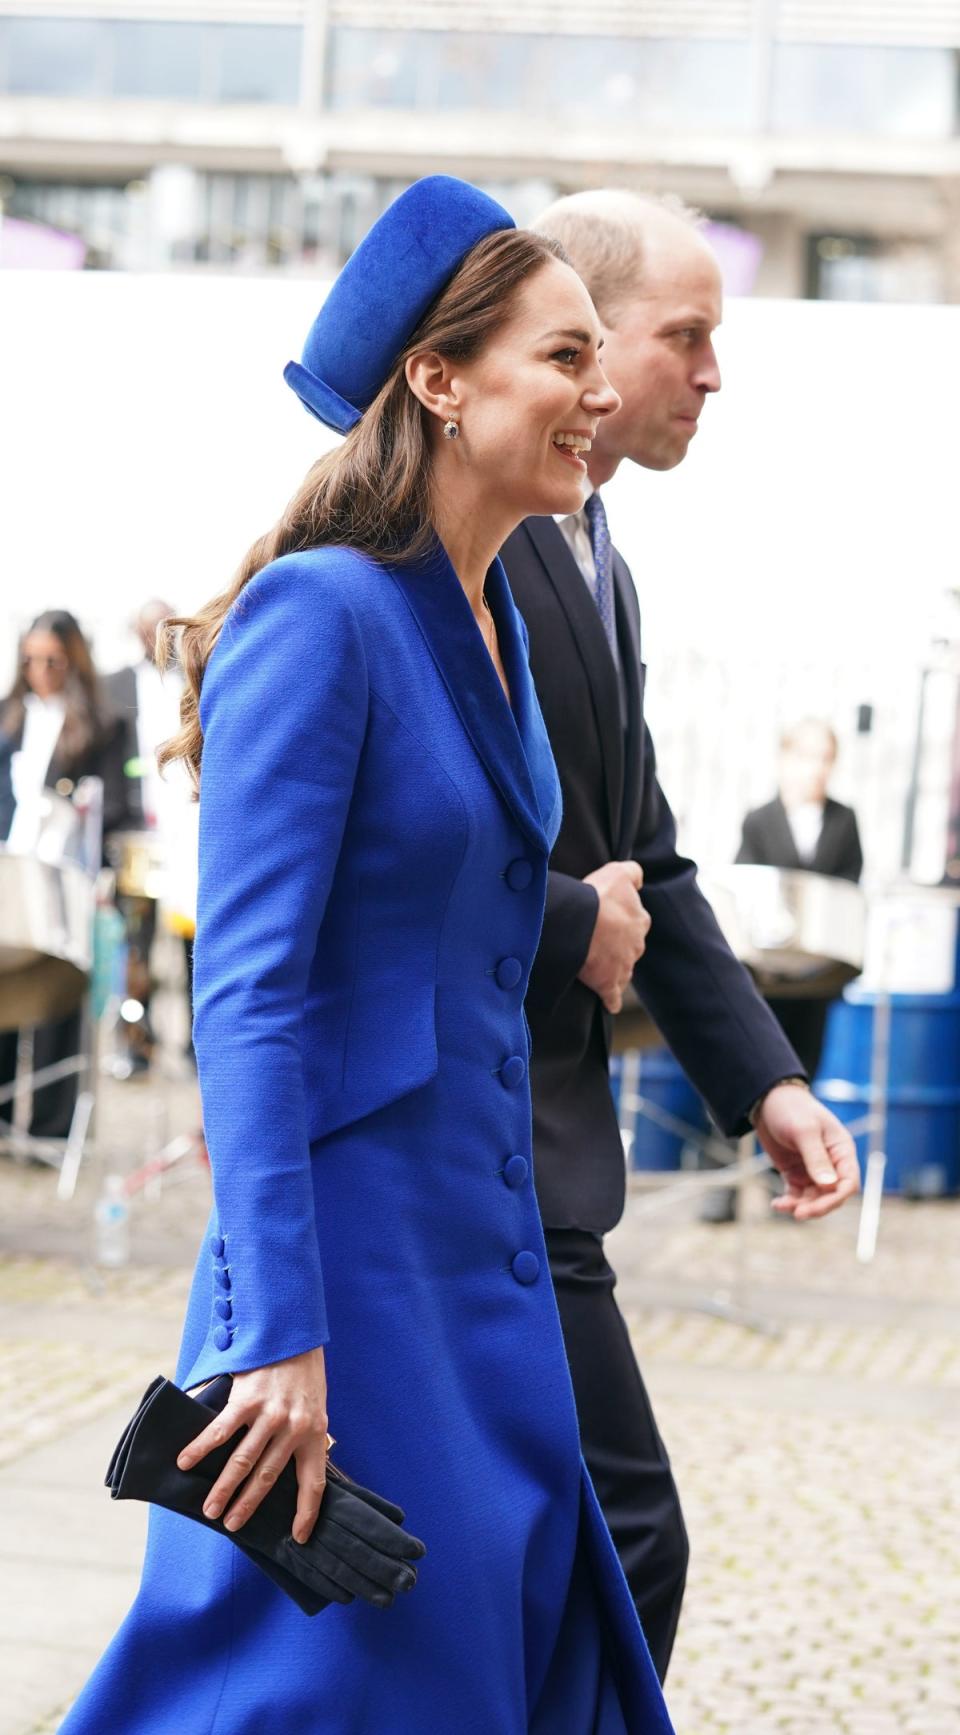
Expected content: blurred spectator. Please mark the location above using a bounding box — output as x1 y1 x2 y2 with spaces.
737 717 863 1078
103 598 181 829
0 609 131 1140
103 600 183 1074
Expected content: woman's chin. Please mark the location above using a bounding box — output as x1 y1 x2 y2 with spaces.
512 478 588 523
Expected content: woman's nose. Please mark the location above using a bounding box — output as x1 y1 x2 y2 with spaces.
583 371 621 419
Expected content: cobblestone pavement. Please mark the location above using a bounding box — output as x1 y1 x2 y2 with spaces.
2 1066 959 1733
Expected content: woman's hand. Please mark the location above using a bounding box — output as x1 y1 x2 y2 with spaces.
177 1346 329 1545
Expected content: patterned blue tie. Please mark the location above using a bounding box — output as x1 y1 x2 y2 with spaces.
584 491 618 659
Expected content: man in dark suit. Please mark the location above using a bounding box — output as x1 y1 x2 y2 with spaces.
499 191 860 1681
103 599 180 1073
738 717 864 1077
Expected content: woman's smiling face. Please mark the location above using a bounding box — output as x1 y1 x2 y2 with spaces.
443 257 621 518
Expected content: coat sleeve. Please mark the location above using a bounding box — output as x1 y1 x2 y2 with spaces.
525 869 599 1014
630 726 805 1136
735 810 763 865
841 808 864 883
191 554 369 1375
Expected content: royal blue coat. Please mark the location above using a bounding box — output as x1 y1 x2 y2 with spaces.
62 540 675 1734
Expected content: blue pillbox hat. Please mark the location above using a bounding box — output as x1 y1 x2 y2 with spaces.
284 175 515 435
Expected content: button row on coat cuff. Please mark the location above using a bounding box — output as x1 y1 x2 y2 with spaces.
214 1325 235 1351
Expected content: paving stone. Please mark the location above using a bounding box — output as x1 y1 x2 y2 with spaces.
4 1071 960 1733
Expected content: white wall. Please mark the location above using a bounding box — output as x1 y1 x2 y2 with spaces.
4 275 958 881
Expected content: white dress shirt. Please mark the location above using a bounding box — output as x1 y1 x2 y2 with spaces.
785 800 825 866
135 658 182 828
7 693 66 854
554 483 596 588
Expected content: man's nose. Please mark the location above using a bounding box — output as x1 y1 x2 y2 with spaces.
695 343 722 394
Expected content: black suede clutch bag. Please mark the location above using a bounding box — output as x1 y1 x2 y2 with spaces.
107 1374 426 1616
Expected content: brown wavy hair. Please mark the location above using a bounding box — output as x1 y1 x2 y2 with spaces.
159 226 568 788
2 608 108 766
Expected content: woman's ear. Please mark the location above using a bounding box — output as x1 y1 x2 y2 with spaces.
405 350 460 427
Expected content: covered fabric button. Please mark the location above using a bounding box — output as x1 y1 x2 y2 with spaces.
214 1268 232 1291
495 957 523 991
213 1325 234 1352
503 1155 528 1189
500 1055 526 1089
505 859 533 891
511 1251 540 1285
209 1234 225 1257
214 1297 233 1321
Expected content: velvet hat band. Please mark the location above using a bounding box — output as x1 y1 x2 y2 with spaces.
284 175 516 436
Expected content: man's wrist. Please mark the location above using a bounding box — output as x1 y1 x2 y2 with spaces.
748 1076 810 1128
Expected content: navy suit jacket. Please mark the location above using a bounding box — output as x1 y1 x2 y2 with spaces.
737 796 863 883
501 516 803 1232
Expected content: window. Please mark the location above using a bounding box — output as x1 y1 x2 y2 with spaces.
0 16 301 104
773 45 956 140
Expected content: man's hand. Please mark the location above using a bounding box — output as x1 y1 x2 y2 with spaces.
577 860 651 1014
754 1084 860 1221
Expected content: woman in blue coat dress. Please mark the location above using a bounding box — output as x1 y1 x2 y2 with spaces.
62 177 675 1735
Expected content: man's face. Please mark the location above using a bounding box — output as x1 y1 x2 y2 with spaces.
588 237 723 484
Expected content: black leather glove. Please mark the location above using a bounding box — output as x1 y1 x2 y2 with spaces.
107 1375 426 1617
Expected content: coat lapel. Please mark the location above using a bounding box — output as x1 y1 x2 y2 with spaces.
388 540 555 854
523 516 623 850
770 798 803 868
612 552 644 859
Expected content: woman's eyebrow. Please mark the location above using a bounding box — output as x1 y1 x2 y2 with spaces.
541 328 603 347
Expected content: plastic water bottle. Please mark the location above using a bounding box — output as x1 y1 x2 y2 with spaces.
95 1175 130 1268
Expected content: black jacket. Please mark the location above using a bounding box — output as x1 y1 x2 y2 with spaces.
500 515 803 1232
0 709 131 849
102 664 144 826
737 797 863 883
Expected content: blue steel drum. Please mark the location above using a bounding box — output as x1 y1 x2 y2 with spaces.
816 898 960 1196
610 1047 710 1172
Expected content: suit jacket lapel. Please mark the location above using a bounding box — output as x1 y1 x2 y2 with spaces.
612 553 644 858
771 798 803 868
523 516 623 850
389 541 553 854
813 799 841 873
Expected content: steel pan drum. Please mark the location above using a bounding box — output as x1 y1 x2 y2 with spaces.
106 829 166 900
701 866 866 999
0 849 94 1030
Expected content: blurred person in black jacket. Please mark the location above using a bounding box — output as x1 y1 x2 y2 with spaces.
0 609 131 1139
737 717 863 1079
103 598 183 1073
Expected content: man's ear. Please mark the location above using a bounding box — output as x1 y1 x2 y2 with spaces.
405 350 460 425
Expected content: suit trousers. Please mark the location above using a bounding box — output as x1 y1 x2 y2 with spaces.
545 1226 689 1683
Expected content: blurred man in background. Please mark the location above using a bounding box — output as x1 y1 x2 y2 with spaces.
103 599 182 1074
501 191 859 1680
737 717 864 1078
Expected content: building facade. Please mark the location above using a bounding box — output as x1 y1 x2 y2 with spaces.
1 0 959 296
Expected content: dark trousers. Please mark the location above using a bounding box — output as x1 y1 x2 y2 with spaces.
545 1225 689 1684
0 1010 82 1140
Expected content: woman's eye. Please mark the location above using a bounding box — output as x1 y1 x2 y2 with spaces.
552 348 580 364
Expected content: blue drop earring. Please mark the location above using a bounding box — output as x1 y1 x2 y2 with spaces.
443 416 460 440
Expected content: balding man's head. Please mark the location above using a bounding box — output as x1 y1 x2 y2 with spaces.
533 190 723 480
533 190 710 322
